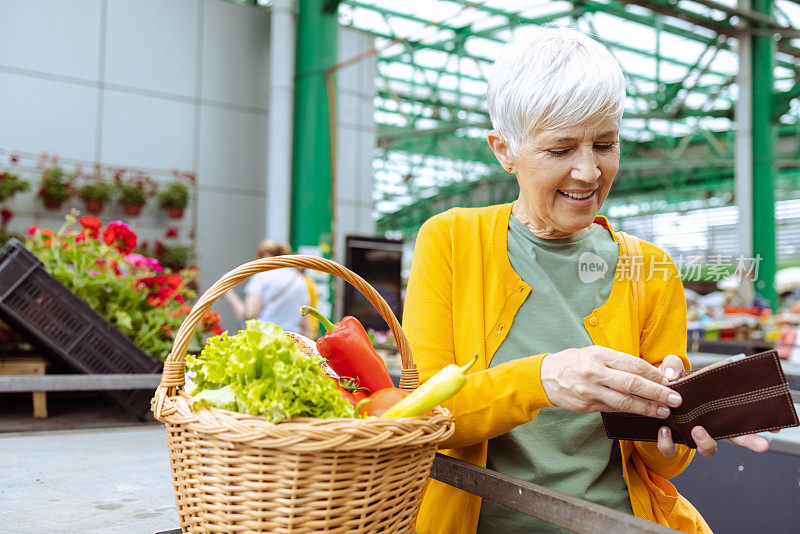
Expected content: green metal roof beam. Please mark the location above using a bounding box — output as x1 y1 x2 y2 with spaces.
617 0 800 59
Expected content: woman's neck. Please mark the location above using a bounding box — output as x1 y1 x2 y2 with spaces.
511 201 591 240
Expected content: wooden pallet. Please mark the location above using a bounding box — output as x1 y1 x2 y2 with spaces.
0 356 47 418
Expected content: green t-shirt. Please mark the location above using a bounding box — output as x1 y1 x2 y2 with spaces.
476 215 632 533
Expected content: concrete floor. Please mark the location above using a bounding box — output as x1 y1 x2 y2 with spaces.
0 391 158 433
0 426 178 534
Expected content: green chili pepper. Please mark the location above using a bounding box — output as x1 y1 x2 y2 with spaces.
380 354 478 418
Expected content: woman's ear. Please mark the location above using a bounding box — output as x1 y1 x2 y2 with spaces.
487 130 514 171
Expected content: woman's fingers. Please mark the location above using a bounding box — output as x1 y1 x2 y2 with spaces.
600 348 669 385
729 433 770 453
602 368 682 409
594 386 670 418
692 426 718 457
541 347 683 417
658 426 677 458
658 354 685 381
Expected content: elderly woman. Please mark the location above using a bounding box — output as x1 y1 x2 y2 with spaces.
404 27 768 534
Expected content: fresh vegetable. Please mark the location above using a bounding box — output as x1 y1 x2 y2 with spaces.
187 320 358 422
381 355 478 418
358 388 410 417
301 306 394 394
333 376 368 406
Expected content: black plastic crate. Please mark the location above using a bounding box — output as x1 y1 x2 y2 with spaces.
0 239 162 419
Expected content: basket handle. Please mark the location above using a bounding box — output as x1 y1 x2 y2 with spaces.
154 255 417 401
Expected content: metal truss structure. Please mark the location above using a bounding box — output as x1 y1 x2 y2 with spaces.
337 0 800 241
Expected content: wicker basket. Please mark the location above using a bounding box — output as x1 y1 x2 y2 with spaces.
152 255 455 533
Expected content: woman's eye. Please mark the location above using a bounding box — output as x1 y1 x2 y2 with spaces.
547 148 571 156
594 143 617 151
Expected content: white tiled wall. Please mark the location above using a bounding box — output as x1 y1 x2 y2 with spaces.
0 0 102 81
201 1 271 109
100 90 196 170
197 105 268 192
104 0 199 98
0 73 98 160
0 0 376 333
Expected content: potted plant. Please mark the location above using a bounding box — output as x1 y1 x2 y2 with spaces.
0 207 17 247
157 242 196 271
157 182 190 219
0 171 30 203
38 165 75 210
157 171 194 219
77 170 115 214
116 172 156 217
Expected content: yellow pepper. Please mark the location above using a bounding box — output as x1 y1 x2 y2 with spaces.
381 354 478 418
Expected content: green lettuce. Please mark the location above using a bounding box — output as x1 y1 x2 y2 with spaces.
186 320 357 422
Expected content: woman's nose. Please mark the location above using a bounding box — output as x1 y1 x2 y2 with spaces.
570 151 601 182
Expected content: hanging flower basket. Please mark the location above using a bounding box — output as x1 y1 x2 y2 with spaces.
166 206 184 219
42 196 66 210
116 172 156 217
85 199 104 214
157 174 192 220
38 165 75 210
123 203 143 217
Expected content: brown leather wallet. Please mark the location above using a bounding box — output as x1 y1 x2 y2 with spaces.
601 350 799 448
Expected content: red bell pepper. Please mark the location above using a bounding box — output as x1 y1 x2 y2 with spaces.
331 376 368 406
301 306 394 394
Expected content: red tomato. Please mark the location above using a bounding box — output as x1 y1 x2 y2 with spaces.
359 388 410 417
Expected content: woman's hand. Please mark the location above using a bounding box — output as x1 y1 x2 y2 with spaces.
540 346 682 418
656 355 772 458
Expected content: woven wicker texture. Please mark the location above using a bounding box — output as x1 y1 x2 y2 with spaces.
152 255 454 533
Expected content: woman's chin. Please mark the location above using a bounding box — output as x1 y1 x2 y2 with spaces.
554 213 598 236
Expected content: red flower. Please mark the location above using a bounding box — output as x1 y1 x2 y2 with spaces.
79 216 102 239
202 311 224 336
165 228 179 239
41 228 53 246
102 220 137 255
10 154 19 164
27 226 40 236
1 208 12 224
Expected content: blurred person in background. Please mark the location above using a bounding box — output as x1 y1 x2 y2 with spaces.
225 239 313 336
404 26 768 534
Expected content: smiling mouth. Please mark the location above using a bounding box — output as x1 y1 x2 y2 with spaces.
558 190 596 201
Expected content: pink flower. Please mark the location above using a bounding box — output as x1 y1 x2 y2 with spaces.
124 253 148 268
124 253 163 273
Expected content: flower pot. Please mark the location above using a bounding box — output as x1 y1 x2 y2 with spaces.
85 199 104 214
167 206 184 219
123 204 143 217
42 197 64 210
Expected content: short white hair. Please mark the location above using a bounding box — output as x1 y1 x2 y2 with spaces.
487 26 626 156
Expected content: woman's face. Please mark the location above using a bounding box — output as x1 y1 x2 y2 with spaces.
492 117 620 239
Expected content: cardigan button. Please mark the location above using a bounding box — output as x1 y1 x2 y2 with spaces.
499 324 505 333
589 317 599 327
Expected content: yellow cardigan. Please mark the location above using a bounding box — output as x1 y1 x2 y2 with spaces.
403 203 712 534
